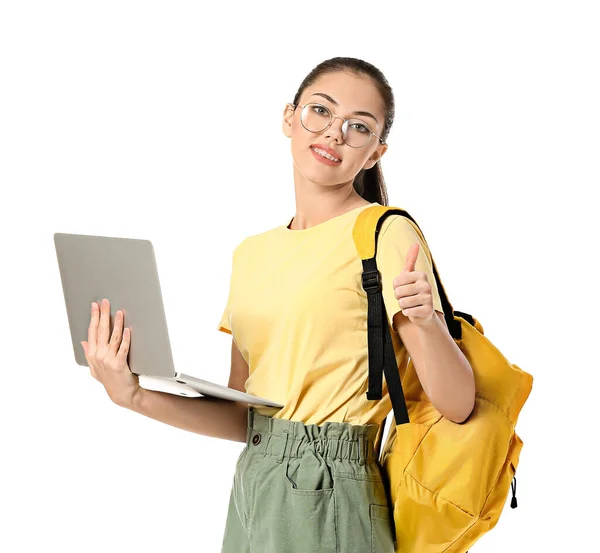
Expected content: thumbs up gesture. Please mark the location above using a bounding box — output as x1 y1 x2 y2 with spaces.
392 242 436 327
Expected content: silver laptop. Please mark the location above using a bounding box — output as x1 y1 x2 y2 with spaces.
54 232 284 408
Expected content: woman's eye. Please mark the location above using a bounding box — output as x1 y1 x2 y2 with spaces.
351 123 370 134
312 106 328 116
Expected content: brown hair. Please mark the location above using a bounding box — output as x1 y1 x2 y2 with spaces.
290 57 395 206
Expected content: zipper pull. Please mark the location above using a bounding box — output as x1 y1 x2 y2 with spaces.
510 476 518 508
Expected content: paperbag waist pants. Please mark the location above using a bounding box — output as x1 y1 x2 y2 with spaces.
221 407 396 553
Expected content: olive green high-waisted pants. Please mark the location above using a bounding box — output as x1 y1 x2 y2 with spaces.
221 407 396 553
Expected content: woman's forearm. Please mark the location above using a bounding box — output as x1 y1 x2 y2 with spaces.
417 314 476 423
126 389 249 442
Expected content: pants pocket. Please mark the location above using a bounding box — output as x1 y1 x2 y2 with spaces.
285 449 337 553
290 487 337 553
370 504 395 553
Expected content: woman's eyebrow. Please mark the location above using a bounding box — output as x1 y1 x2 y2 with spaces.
310 92 379 125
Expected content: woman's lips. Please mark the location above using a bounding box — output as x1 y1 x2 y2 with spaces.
310 146 342 166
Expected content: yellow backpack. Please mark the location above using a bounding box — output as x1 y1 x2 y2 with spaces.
352 205 533 553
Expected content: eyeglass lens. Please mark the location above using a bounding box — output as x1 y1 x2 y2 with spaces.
300 103 373 147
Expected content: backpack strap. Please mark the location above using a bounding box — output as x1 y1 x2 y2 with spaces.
352 206 409 426
354 205 462 338
352 206 465 426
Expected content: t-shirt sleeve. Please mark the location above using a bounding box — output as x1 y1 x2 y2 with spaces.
217 308 232 335
217 246 238 335
375 215 444 332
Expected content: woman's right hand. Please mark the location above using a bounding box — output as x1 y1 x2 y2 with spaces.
81 298 142 409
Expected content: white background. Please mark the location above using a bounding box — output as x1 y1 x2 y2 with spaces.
1 1 598 551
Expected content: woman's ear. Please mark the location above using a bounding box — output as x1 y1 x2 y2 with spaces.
362 143 388 170
282 103 294 138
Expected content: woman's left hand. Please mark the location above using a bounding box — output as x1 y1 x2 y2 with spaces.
392 242 436 328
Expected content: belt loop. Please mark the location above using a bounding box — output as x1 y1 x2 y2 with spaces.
277 430 289 464
358 434 365 465
246 407 254 444
268 413 274 433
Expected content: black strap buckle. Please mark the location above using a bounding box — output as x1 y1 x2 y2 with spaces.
361 270 381 294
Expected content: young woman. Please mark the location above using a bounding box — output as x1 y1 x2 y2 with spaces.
82 56 475 553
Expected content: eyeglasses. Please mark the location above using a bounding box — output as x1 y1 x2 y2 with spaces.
289 102 385 149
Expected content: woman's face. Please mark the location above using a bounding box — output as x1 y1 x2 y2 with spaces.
282 71 388 188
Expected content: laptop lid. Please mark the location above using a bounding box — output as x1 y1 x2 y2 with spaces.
54 232 176 379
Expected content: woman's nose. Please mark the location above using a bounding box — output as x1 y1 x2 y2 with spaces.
324 116 345 142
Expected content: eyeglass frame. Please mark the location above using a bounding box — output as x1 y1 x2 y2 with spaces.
288 102 386 148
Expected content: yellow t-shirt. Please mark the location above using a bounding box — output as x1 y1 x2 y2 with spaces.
217 202 443 426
